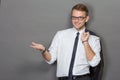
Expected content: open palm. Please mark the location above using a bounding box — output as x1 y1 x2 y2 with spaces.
30 42 45 51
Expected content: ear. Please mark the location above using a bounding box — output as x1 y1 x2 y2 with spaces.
85 16 90 22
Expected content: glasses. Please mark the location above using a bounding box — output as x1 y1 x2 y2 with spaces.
71 16 86 21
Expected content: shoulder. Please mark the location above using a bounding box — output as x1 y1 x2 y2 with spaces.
85 29 98 36
56 28 73 35
85 29 100 40
54 28 74 39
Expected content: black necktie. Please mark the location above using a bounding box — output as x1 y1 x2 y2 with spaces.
68 32 79 80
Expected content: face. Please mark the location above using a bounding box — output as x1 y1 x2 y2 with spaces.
71 9 89 31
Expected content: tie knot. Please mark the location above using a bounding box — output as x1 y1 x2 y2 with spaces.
77 32 79 36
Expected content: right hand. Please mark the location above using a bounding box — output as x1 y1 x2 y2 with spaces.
30 42 45 51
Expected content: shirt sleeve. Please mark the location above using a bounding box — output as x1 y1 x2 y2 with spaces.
88 36 101 67
46 32 59 64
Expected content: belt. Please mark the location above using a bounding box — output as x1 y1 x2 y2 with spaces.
58 74 90 80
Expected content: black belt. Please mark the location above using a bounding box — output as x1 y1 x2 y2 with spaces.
58 74 90 80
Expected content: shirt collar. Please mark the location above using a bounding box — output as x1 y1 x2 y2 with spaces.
72 27 86 35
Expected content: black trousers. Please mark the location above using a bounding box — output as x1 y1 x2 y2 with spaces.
58 74 91 80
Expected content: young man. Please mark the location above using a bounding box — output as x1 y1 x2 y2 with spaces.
30 3 101 80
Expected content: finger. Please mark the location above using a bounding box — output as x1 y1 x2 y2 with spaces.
84 32 88 37
30 42 38 48
30 44 36 47
81 32 84 38
82 32 85 36
30 45 35 48
87 32 89 34
86 32 90 36
30 44 39 49
31 42 39 46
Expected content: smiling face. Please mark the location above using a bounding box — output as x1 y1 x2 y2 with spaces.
71 9 89 31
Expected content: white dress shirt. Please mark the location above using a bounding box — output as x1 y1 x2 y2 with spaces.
47 27 101 77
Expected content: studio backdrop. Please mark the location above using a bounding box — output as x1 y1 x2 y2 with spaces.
0 0 120 80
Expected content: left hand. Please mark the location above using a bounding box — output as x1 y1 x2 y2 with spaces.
81 32 90 42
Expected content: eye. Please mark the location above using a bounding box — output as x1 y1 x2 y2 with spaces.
72 16 86 21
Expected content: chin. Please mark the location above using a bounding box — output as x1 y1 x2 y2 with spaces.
75 26 81 29
75 27 83 30
74 27 80 30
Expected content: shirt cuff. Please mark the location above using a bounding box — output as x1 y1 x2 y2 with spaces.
45 59 54 64
45 52 56 64
88 55 101 67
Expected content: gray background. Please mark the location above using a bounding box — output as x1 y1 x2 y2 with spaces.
0 0 120 80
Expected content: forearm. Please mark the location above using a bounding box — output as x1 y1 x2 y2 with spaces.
42 51 51 61
83 42 95 61
41 48 51 61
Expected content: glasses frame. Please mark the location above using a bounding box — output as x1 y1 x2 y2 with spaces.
71 16 87 21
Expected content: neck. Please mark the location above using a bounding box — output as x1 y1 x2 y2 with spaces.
76 26 85 31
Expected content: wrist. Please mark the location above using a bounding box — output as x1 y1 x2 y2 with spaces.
82 41 88 44
41 47 47 54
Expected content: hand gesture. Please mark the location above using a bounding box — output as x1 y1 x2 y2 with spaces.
81 32 90 42
30 42 45 51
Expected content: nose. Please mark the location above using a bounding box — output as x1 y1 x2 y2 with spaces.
74 19 79 22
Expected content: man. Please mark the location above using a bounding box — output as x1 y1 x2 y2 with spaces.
30 3 101 80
